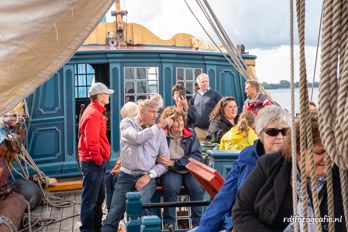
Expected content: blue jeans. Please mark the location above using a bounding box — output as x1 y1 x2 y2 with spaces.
80 161 108 232
161 170 204 225
105 172 118 210
101 171 157 232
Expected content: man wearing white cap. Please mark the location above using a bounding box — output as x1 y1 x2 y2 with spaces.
78 82 114 232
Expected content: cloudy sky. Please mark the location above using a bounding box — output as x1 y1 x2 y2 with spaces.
108 0 322 83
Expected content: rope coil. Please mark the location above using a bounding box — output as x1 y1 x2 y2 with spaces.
0 215 17 232
319 0 348 170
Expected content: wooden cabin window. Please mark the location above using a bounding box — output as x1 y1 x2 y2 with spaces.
74 64 95 98
124 67 159 102
176 67 202 97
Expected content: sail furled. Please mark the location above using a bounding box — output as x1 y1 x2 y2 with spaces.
0 0 114 116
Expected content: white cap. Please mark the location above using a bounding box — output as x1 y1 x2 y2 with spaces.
89 82 114 96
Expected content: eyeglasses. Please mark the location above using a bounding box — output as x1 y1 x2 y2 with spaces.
263 128 289 137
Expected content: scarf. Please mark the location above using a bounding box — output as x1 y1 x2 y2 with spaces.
283 169 326 232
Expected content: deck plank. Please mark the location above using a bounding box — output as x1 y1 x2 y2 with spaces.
40 200 54 232
45 191 65 231
59 190 77 232
73 190 82 232
27 190 83 232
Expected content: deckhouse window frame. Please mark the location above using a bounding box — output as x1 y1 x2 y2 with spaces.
74 64 95 98
124 67 159 102
176 67 202 97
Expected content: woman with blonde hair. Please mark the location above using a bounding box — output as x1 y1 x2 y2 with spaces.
219 111 257 150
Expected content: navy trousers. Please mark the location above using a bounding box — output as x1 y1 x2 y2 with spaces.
80 161 108 232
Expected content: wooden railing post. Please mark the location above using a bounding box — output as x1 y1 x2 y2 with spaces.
126 192 142 232
141 216 161 232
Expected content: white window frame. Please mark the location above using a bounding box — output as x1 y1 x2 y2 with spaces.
176 67 202 97
124 67 159 102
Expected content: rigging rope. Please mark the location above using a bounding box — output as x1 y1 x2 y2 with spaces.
289 0 298 231
0 216 17 232
325 154 335 232
296 0 322 231
8 144 77 208
310 2 323 101
184 0 277 104
183 0 243 75
319 0 348 170
318 0 348 228
196 0 249 77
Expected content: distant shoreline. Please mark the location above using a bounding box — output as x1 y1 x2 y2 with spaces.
261 80 319 90
264 87 319 90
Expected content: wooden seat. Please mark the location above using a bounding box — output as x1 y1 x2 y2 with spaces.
185 158 225 198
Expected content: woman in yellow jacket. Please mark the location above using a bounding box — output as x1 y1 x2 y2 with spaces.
220 111 258 150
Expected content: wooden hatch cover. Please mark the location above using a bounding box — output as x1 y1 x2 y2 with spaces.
185 158 225 198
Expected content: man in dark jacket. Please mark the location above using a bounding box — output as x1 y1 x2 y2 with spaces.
189 73 221 142
78 82 114 232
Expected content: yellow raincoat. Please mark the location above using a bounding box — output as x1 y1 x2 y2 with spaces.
219 126 258 150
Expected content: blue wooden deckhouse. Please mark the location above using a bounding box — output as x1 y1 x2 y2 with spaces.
25 14 256 178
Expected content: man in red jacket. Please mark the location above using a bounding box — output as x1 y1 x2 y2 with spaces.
78 82 114 232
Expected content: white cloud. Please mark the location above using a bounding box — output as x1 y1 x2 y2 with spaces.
106 0 322 83
251 45 321 84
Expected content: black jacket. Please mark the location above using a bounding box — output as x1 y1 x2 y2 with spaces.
207 115 234 143
232 152 347 232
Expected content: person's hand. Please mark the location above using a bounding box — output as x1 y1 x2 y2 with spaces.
157 114 175 129
110 163 121 175
162 159 175 167
156 155 169 164
179 96 189 112
175 98 184 110
135 174 151 191
156 155 174 167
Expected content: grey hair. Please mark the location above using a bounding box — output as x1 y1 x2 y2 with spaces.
120 102 139 119
150 94 164 108
255 105 291 136
138 99 160 110
196 73 209 83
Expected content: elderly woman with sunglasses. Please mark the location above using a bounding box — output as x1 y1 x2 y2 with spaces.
232 113 347 232
192 105 290 232
207 97 238 143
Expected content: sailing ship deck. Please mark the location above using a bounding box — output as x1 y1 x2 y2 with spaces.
31 190 83 232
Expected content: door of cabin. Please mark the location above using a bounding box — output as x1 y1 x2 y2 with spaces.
26 63 112 178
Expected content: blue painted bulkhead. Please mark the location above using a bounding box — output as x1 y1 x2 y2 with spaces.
26 48 249 178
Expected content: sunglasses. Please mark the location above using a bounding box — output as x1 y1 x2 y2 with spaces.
263 128 289 136
220 96 236 106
